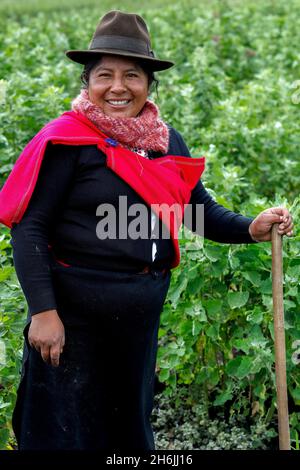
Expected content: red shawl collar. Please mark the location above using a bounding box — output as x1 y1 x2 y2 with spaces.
0 111 205 268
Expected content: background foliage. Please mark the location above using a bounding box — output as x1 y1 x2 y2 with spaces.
0 0 299 450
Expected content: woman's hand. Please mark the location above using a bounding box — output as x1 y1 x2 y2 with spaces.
249 207 294 242
28 309 65 367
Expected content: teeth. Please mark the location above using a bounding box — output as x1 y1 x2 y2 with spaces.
107 100 130 105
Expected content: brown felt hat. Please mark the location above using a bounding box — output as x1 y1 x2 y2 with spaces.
65 10 174 71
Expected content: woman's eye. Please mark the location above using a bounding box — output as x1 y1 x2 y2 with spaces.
127 73 139 78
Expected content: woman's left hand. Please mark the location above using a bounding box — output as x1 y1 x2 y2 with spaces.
249 207 294 242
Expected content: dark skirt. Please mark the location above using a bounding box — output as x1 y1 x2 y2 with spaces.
12 256 171 450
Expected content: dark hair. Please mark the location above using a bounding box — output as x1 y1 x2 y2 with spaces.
80 57 159 98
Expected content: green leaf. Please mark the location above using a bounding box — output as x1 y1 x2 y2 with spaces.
168 354 181 368
213 390 233 406
206 323 220 340
0 428 9 450
286 286 298 298
0 402 10 410
185 303 206 319
205 299 222 319
246 306 263 324
287 265 300 280
158 368 170 382
168 373 177 388
226 356 253 378
167 276 188 307
226 356 242 376
249 324 268 346
204 245 222 262
227 291 249 309
187 276 204 295
262 295 273 310
0 267 14 282
290 387 300 406
207 368 220 387
191 319 204 336
242 270 261 286
260 278 273 295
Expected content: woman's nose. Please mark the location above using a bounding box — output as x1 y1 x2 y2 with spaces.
110 78 127 93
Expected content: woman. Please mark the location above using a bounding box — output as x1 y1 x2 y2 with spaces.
0 11 293 450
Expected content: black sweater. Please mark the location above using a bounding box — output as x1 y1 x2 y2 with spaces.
10 127 254 315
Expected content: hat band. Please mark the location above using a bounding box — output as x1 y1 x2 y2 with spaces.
90 35 153 57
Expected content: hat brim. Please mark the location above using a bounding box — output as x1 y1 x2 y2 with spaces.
65 48 174 71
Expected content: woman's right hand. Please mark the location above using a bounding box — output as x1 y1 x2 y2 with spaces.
28 309 65 367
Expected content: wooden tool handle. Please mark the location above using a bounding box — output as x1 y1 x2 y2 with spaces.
271 223 290 450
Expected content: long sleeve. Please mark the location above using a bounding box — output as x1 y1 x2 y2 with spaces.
10 143 78 315
187 180 255 243
167 127 255 244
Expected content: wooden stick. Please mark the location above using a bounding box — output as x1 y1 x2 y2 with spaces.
271 223 290 450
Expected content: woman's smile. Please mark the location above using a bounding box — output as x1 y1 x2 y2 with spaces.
105 99 132 108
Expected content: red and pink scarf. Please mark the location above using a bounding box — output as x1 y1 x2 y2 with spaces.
72 89 169 153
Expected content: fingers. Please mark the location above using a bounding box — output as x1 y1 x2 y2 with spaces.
269 207 290 218
277 213 293 236
29 340 64 367
40 344 51 364
27 313 65 367
266 207 293 237
51 335 66 368
49 344 62 368
40 343 64 367
278 220 293 236
250 207 294 242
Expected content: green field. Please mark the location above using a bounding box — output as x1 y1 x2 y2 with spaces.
0 0 300 450
0 0 261 14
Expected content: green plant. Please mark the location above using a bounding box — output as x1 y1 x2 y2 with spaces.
151 385 277 449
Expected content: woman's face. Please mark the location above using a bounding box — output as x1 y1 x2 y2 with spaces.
88 55 149 118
